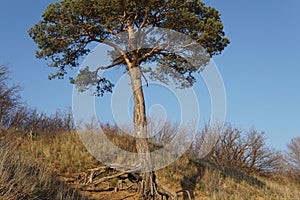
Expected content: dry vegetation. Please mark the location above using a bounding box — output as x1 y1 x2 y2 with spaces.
1 129 299 200
0 134 88 200
1 65 300 199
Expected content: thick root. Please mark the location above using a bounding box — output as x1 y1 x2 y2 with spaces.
80 165 182 200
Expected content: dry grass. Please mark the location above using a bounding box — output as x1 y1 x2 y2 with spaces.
1 130 299 200
157 156 300 200
0 133 88 200
20 131 100 174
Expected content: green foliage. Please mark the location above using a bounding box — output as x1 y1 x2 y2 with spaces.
70 66 114 96
29 0 229 92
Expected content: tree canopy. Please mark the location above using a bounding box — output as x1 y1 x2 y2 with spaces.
29 0 229 87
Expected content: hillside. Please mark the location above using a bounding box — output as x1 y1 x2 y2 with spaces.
1 130 299 200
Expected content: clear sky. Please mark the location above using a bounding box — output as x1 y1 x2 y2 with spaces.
0 0 299 150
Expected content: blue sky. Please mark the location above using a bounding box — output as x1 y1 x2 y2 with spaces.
0 0 299 150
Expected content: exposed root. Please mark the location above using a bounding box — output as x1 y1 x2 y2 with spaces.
78 165 140 193
93 170 128 186
85 166 108 184
155 178 178 200
176 190 192 200
79 165 183 200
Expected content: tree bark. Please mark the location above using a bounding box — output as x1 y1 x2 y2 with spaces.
129 66 159 200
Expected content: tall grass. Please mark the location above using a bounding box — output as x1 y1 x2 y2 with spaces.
20 131 100 174
0 134 88 200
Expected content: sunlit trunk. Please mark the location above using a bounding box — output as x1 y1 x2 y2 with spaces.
129 66 158 199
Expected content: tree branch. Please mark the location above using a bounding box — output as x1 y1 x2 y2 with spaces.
141 72 149 87
95 59 125 74
137 47 161 64
139 7 150 29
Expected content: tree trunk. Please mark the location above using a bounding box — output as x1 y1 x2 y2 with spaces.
129 66 158 200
